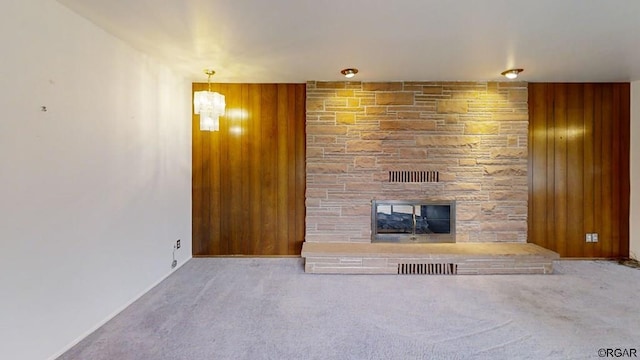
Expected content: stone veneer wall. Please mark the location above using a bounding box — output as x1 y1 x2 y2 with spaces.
305 81 528 243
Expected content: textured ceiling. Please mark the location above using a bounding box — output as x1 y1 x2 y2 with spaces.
57 0 640 83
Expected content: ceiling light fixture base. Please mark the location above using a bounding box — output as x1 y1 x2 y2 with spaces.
341 68 359 78
501 68 524 79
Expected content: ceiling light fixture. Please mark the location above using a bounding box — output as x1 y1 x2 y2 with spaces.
501 68 524 80
341 68 358 79
193 69 226 132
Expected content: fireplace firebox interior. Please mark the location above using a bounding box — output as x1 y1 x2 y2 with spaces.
372 200 456 243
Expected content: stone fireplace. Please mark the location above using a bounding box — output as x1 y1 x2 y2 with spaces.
305 81 529 245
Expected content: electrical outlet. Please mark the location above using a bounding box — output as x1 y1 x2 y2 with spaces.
585 233 593 242
176 239 181 249
592 233 598 243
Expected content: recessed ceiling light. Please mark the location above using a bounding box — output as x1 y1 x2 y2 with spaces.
501 68 524 79
340 68 358 78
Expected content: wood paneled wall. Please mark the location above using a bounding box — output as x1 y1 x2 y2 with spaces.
528 83 630 258
192 84 306 256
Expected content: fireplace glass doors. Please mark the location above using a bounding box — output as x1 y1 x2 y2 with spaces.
372 200 456 243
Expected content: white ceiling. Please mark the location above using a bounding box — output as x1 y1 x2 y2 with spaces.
57 0 640 83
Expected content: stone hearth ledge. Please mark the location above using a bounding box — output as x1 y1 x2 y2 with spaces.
301 242 559 275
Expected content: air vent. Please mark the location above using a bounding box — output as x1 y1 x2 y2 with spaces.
397 263 458 275
389 170 439 183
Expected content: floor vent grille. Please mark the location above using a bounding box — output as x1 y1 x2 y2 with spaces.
397 263 458 275
389 170 439 183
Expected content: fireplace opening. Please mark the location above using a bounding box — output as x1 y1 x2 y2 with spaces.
372 200 456 243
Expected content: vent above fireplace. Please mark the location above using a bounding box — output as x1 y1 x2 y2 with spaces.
388 170 439 183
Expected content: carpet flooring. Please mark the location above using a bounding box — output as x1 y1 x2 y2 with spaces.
58 258 639 360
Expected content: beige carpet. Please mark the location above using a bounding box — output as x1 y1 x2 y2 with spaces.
58 258 639 360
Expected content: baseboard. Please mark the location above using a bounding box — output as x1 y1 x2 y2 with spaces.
558 257 620 260
47 256 192 360
193 255 301 258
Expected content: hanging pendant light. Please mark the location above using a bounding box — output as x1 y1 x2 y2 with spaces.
194 69 225 131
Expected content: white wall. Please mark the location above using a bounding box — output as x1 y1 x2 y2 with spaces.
0 1 192 359
631 82 640 260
